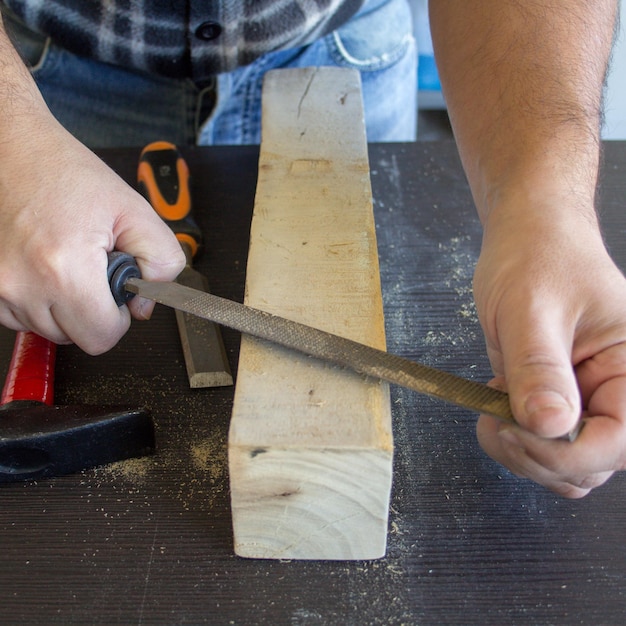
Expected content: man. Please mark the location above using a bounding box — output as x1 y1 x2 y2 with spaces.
1 0 625 498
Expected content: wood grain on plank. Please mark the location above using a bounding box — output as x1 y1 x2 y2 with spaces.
229 67 393 560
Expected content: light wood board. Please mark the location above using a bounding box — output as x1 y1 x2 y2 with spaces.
228 67 393 560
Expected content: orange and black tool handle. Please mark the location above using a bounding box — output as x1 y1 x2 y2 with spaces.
137 141 202 258
0 331 55 406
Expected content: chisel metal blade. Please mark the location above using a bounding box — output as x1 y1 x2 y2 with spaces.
125 277 515 423
174 265 233 388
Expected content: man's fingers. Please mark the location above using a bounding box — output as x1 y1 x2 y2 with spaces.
113 197 186 283
497 307 581 438
49 253 133 354
127 297 156 321
51 300 132 355
577 345 626 411
477 412 624 497
0 296 130 353
112 195 185 323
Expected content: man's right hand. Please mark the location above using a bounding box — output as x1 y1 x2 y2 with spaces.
0 105 184 353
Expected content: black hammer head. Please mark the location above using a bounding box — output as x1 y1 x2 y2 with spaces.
0 402 154 482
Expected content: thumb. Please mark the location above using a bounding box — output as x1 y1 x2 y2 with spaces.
112 194 186 319
500 311 581 438
114 197 185 281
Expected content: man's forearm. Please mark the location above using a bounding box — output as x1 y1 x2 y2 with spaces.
429 0 618 224
0 15 50 147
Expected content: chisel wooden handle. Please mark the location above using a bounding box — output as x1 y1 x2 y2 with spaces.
0 331 56 406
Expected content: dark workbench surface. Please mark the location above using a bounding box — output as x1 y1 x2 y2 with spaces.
1 142 625 625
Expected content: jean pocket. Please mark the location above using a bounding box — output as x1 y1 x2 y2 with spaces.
1 6 51 69
327 0 415 71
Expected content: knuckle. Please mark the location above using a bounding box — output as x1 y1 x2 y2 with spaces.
576 470 614 492
555 483 591 499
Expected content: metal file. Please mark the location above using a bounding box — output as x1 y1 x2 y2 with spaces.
124 277 516 423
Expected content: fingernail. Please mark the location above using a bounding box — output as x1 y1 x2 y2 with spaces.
137 297 154 320
524 390 572 418
498 427 521 447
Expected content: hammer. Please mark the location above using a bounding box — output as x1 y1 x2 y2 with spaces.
0 331 155 483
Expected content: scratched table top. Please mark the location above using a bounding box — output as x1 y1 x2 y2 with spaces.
1 141 625 625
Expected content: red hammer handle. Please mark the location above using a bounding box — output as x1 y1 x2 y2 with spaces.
0 331 56 406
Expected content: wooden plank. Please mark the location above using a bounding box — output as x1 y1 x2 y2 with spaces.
228 67 393 560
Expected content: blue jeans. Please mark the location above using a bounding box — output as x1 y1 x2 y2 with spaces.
13 0 416 148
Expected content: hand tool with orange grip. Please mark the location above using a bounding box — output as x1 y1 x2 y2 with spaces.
137 141 232 388
0 331 154 482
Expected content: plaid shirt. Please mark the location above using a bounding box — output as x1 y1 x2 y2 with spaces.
3 0 363 80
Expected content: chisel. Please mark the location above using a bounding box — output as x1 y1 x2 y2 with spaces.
137 142 232 388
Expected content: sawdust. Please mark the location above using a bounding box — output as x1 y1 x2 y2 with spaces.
59 372 173 407
101 456 153 483
190 430 228 482
440 237 479 320
90 422 229 511
61 364 233 515
169 430 228 511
